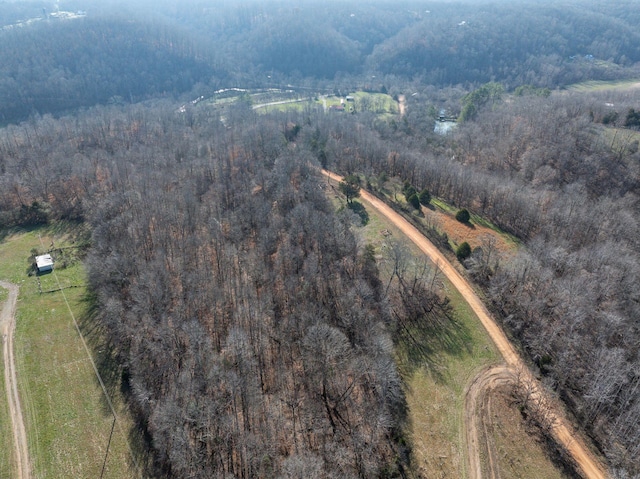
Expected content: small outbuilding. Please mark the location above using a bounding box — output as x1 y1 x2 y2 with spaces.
35 254 54 274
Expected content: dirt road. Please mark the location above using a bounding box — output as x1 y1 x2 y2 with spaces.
0 281 30 479
322 170 608 479
252 98 306 110
398 94 406 116
465 366 516 479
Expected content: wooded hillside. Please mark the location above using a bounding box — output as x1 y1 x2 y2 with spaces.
0 103 414 478
2 0 640 124
318 88 640 476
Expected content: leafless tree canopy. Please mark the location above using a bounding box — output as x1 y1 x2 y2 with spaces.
1 77 640 476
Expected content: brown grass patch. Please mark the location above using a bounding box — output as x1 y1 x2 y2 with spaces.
422 205 517 256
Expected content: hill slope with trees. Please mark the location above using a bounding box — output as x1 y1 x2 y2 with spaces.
317 86 640 476
2 0 640 124
0 103 417 477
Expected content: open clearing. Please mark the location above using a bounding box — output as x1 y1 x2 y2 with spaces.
325 173 577 478
568 78 640 92
427 198 519 255
0 228 141 479
198 87 400 116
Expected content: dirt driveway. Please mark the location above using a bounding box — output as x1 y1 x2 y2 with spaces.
1 281 30 479
322 170 607 479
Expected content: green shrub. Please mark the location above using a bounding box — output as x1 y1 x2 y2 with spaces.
403 185 417 200
456 242 472 261
347 201 369 225
418 189 431 205
407 193 421 211
455 208 470 223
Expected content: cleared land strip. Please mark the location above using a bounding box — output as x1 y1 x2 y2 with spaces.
322 170 608 479
0 281 30 479
37 235 140 476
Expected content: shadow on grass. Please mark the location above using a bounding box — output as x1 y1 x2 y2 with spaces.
347 200 369 225
42 220 90 241
78 288 154 478
0 224 42 243
395 302 473 383
461 221 476 230
422 203 436 212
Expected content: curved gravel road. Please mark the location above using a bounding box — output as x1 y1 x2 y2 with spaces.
322 170 607 479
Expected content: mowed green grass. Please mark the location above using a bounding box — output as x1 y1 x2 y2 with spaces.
323 91 398 114
0 228 140 479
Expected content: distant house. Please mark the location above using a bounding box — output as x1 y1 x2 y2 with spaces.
437 108 457 122
35 254 54 274
330 105 345 112
345 96 355 102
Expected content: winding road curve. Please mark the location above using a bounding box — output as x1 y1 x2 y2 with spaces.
322 170 608 479
0 281 30 479
465 366 516 479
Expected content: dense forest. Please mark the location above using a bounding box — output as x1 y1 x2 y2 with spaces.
0 17 218 124
2 0 640 124
2 0 640 478
0 103 438 477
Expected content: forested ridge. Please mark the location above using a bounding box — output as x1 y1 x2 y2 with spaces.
2 0 640 124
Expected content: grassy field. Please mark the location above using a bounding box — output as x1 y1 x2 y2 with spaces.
322 91 398 115
255 98 315 114
203 87 400 117
602 126 640 149
568 78 640 92
0 226 141 479
490 391 567 479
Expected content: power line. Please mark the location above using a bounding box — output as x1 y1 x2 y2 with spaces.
38 235 140 476
100 416 117 479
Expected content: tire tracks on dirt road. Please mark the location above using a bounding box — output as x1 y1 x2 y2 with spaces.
465 366 516 479
322 170 607 479
1 281 30 479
